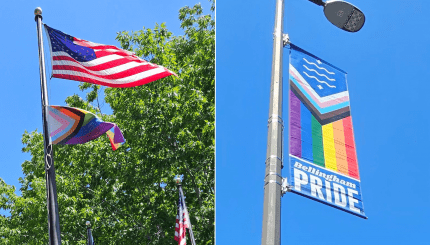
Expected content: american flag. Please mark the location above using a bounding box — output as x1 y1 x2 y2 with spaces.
44 24 176 88
174 196 189 245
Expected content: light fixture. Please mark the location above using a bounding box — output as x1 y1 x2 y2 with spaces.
322 0 365 32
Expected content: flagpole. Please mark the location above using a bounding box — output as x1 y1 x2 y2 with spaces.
86 221 94 245
262 0 284 244
34 7 62 245
175 177 196 245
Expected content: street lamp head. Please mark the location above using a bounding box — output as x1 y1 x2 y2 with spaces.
323 0 365 32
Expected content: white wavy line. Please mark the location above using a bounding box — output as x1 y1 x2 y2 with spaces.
303 71 336 88
303 58 335 75
303 65 336 81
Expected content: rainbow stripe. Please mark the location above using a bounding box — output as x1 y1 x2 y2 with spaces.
289 91 359 179
48 106 125 151
105 125 124 151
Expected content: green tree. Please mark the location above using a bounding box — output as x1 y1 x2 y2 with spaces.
0 1 214 244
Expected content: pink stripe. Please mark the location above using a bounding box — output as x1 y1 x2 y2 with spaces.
49 110 71 137
291 71 349 108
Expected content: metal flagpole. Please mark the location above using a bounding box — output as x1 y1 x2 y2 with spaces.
262 0 285 244
34 7 62 245
86 221 94 245
175 177 196 245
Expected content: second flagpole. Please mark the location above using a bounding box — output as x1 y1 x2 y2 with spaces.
34 7 62 245
175 177 196 245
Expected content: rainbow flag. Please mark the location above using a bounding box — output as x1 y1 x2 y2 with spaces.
288 44 366 218
47 106 125 151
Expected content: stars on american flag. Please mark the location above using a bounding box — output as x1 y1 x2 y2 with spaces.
46 26 96 62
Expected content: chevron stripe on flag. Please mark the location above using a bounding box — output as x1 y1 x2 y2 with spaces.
47 106 125 151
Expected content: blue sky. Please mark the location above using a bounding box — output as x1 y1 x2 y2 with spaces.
0 0 210 213
217 0 430 244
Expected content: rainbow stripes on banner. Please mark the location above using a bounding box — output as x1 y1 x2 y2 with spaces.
288 44 366 218
290 92 359 179
47 106 125 151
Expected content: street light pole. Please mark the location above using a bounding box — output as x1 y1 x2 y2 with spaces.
261 0 365 244
261 0 285 244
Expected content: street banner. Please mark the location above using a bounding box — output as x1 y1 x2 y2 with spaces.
288 44 366 218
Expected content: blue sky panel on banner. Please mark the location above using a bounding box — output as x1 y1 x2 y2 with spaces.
288 44 366 219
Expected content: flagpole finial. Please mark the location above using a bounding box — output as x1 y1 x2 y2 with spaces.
34 7 42 16
86 221 91 226
34 7 42 21
174 176 182 185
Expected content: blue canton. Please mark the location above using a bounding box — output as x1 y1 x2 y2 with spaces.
45 25 96 62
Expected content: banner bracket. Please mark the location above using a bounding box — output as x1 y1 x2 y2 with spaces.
283 33 290 47
281 177 291 196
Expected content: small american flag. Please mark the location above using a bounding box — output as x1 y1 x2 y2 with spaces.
44 24 176 88
174 196 189 245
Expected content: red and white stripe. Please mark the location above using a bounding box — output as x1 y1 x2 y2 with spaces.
174 198 189 245
48 36 176 88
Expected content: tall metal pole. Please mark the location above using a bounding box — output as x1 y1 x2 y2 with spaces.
262 0 284 244
175 177 196 245
86 221 94 245
34 7 62 245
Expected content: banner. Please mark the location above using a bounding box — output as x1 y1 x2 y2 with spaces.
288 44 366 218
